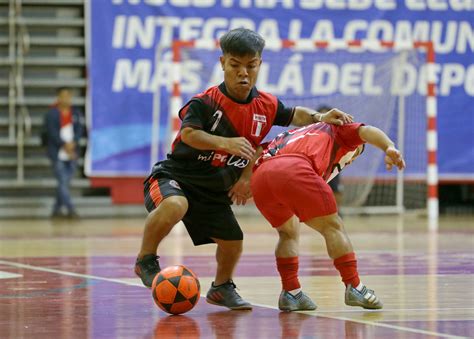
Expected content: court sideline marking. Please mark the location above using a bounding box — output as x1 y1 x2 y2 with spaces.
0 259 467 339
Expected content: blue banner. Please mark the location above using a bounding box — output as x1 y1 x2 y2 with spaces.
86 0 474 179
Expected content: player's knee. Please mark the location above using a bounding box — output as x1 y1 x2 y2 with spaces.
218 240 243 256
322 214 343 232
277 227 298 242
149 196 188 226
276 221 299 240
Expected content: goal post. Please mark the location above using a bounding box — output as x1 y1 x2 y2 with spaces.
166 38 438 226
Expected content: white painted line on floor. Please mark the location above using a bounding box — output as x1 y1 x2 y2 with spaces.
0 259 467 339
249 301 467 339
0 271 22 279
313 307 474 313
0 260 142 287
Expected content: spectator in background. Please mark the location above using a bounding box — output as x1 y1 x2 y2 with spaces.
318 105 344 214
44 87 83 218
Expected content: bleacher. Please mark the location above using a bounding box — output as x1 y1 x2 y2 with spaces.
0 0 145 218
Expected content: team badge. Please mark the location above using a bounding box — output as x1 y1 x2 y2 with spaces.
251 113 267 137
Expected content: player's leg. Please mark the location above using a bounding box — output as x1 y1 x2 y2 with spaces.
304 212 382 309
251 157 316 311
275 216 316 311
135 177 188 288
213 238 243 286
198 204 251 310
206 237 252 310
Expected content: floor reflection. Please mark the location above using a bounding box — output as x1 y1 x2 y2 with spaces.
153 315 200 339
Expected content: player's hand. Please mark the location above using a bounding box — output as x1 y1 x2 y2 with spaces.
321 108 354 126
228 177 252 205
384 146 406 171
222 137 255 160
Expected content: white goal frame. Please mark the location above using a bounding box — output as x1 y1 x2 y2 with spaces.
167 39 439 228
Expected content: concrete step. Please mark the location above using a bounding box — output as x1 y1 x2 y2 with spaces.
0 204 146 219
0 178 90 188
0 57 86 67
0 78 86 88
0 157 84 167
0 97 85 106
0 196 111 207
0 136 87 147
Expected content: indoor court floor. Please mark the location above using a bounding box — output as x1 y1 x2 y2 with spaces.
0 213 473 338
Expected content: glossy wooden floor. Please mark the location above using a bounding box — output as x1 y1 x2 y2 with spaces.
0 213 473 338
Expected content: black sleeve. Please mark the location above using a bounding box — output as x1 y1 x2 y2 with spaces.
273 99 295 127
179 99 206 130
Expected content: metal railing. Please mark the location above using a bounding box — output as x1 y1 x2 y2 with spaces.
8 0 33 182
8 0 16 144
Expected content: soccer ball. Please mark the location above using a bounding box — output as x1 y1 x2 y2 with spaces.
151 265 200 315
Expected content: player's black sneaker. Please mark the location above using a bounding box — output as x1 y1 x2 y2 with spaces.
206 280 252 310
134 254 161 288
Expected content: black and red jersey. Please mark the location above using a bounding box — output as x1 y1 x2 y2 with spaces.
153 82 294 193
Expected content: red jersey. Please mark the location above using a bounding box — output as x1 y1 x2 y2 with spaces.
257 122 365 182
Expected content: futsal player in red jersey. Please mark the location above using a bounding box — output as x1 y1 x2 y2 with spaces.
134 28 354 310
251 121 406 311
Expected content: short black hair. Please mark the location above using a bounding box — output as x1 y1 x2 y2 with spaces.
220 28 265 57
317 105 332 113
56 87 71 94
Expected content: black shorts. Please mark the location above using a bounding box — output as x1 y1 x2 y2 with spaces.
144 174 243 246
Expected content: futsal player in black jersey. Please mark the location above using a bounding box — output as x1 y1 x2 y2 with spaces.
135 28 354 310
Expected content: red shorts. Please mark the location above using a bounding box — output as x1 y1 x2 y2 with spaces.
251 155 337 227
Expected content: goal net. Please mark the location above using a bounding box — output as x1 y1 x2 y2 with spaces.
164 39 438 219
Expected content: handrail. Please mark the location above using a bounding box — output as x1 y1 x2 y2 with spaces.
15 0 32 183
8 0 16 144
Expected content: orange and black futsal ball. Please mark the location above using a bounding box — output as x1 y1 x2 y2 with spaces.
151 265 200 315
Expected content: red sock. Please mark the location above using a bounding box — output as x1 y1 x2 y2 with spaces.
333 252 360 287
276 256 300 291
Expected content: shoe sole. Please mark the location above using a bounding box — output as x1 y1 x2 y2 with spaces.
134 270 153 289
279 306 317 312
206 298 253 310
345 300 383 310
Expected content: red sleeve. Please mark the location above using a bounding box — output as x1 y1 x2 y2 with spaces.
334 123 365 150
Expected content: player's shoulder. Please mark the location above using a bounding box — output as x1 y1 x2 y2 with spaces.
197 85 220 98
254 88 278 103
192 85 223 105
329 122 364 130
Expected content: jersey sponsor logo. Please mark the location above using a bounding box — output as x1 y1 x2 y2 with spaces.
169 180 181 190
211 150 228 167
251 113 267 137
197 151 249 169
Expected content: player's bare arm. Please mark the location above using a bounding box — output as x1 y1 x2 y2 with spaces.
181 127 255 160
291 107 354 126
358 125 406 171
229 146 264 205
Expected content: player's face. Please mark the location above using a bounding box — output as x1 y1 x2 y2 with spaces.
220 53 262 102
